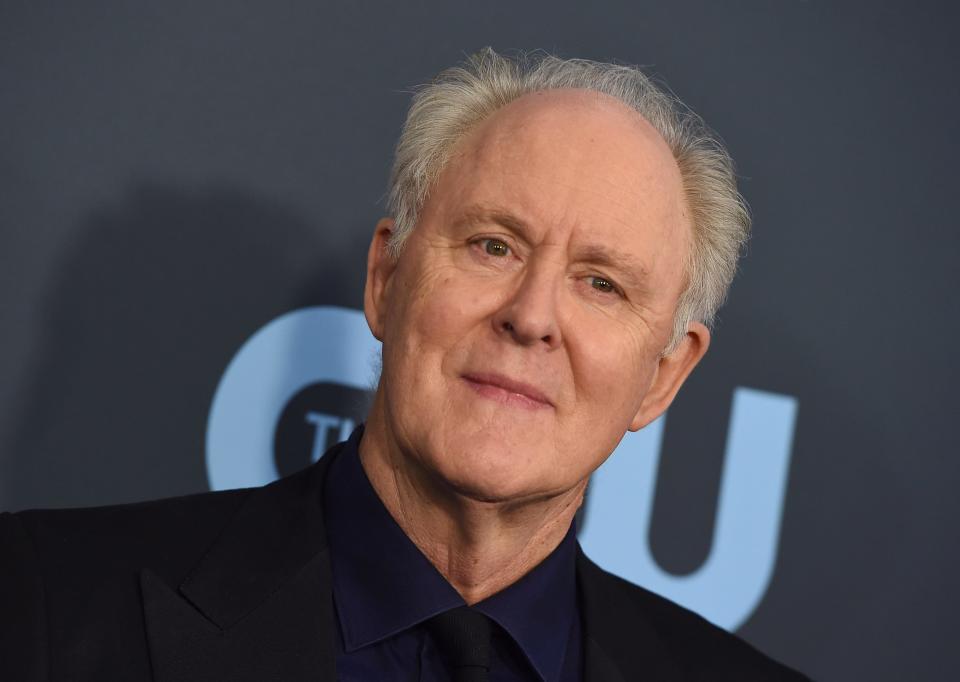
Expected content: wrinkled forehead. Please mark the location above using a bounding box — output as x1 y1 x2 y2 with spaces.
435 88 690 249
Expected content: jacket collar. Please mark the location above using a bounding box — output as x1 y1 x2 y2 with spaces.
177 447 336 629
141 444 345 682
577 546 686 681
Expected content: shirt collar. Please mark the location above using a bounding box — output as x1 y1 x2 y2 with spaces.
473 521 578 682
323 424 578 682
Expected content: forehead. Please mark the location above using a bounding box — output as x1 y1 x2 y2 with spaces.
432 89 689 255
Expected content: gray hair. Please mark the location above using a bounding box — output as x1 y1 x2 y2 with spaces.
387 48 750 354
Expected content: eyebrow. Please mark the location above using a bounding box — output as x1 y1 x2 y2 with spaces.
576 244 650 290
454 203 651 291
454 205 531 238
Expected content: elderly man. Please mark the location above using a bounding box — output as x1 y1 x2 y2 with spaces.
1 50 808 681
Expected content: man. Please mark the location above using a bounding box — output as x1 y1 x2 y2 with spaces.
1 49 809 680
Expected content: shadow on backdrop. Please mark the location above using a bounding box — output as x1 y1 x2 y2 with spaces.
2 184 366 511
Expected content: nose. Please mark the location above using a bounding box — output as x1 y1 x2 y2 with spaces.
492 261 562 350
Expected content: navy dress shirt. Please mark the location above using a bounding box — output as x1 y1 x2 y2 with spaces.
323 426 583 681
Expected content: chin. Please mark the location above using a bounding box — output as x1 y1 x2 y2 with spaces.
440 473 541 504
426 438 562 504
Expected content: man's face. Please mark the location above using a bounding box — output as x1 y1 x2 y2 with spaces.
365 89 708 503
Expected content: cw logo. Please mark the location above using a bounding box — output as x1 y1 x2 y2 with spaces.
206 306 798 632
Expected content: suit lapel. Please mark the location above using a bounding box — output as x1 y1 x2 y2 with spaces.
577 547 685 682
582 635 629 682
141 448 342 682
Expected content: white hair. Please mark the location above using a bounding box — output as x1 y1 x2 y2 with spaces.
387 48 750 353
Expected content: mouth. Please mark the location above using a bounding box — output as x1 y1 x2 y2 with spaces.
461 372 554 410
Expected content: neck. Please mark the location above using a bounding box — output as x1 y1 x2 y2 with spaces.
358 402 584 605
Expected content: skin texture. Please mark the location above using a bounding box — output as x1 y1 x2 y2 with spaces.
360 89 710 604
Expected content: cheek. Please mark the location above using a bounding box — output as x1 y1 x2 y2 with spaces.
386 265 492 363
568 318 658 422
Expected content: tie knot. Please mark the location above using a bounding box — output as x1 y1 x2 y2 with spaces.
427 606 492 680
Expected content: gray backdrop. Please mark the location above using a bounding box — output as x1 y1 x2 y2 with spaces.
2 2 958 680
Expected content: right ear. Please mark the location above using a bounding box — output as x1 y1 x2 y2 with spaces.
363 217 399 341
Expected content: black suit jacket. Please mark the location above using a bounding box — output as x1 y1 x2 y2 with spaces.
1 440 809 681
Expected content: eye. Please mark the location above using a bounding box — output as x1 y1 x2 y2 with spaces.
478 238 511 257
588 275 619 295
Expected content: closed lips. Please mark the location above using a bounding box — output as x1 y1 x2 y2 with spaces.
461 373 553 406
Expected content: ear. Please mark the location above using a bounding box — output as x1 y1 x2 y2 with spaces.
628 321 711 431
363 217 399 341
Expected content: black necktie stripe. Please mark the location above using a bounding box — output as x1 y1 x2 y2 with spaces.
427 606 492 682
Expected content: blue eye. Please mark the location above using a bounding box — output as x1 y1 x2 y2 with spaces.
482 239 510 257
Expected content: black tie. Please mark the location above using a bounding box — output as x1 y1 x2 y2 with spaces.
427 606 492 682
